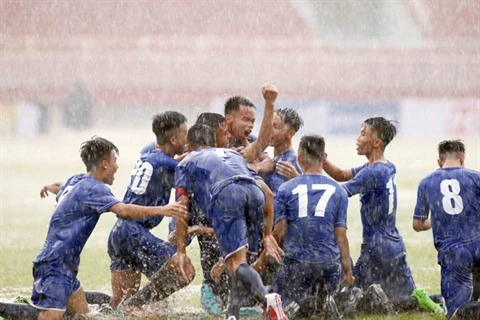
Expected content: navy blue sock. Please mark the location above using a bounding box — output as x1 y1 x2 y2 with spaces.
235 263 267 305
0 302 40 320
456 301 480 319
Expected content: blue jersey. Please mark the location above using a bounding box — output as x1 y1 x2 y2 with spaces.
344 162 402 245
261 149 302 195
122 148 178 229
175 147 256 217
275 174 348 264
34 174 120 274
413 167 480 253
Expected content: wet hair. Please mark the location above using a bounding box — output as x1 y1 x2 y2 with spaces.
79 136 119 172
195 112 225 129
187 124 216 149
152 111 187 145
275 107 304 132
224 96 256 115
299 135 325 163
363 117 397 150
438 139 466 160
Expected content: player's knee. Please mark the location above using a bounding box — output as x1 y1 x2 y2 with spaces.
38 310 64 320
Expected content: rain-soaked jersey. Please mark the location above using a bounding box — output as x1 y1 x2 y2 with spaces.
175 147 257 218
413 167 480 253
121 148 178 229
34 174 120 274
275 174 348 264
344 161 402 245
261 149 302 195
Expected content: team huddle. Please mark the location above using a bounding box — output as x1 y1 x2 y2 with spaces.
1 84 479 320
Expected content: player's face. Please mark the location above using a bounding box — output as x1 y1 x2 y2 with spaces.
269 113 289 148
228 105 255 142
174 123 188 155
356 124 377 156
104 150 119 185
216 122 231 148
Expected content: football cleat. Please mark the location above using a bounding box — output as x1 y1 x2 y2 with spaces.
200 283 223 315
411 288 444 314
363 284 395 315
263 293 288 320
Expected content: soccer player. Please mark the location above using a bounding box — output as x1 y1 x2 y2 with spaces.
0 136 188 320
224 93 275 171
108 111 196 311
323 117 442 314
413 139 480 320
167 112 231 314
270 134 354 318
262 107 303 195
175 123 288 320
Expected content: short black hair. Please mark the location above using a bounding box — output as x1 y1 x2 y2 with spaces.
79 136 119 172
438 139 466 160
187 124 216 149
276 108 304 132
196 112 225 129
224 96 255 116
299 135 325 163
363 117 397 150
152 111 187 145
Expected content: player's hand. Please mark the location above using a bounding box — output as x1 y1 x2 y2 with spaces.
175 151 189 162
342 271 355 287
177 253 195 283
210 258 226 283
232 146 245 154
262 83 278 104
276 161 300 180
40 182 62 198
262 234 284 264
161 203 188 219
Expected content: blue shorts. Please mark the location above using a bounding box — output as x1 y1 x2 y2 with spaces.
270 257 342 307
439 242 480 320
209 181 264 259
31 262 81 311
108 219 176 278
353 241 415 301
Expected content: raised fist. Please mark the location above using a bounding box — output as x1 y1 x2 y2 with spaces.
262 83 278 104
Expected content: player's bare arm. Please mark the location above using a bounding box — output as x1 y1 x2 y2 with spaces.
323 156 353 182
175 194 194 282
110 202 187 220
40 181 62 198
335 226 355 286
240 83 277 163
413 218 432 232
188 225 216 240
256 179 284 264
249 153 275 174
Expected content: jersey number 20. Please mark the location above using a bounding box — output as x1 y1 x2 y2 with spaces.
292 184 336 218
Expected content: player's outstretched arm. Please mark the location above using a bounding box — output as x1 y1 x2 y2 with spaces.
110 202 188 220
175 194 194 283
335 226 355 286
40 181 62 198
240 83 277 163
324 156 353 182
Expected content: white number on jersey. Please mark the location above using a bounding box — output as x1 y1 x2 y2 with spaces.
292 184 336 218
386 176 396 214
131 161 154 195
440 179 464 215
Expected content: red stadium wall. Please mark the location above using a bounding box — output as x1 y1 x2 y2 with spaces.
1 1 478 106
